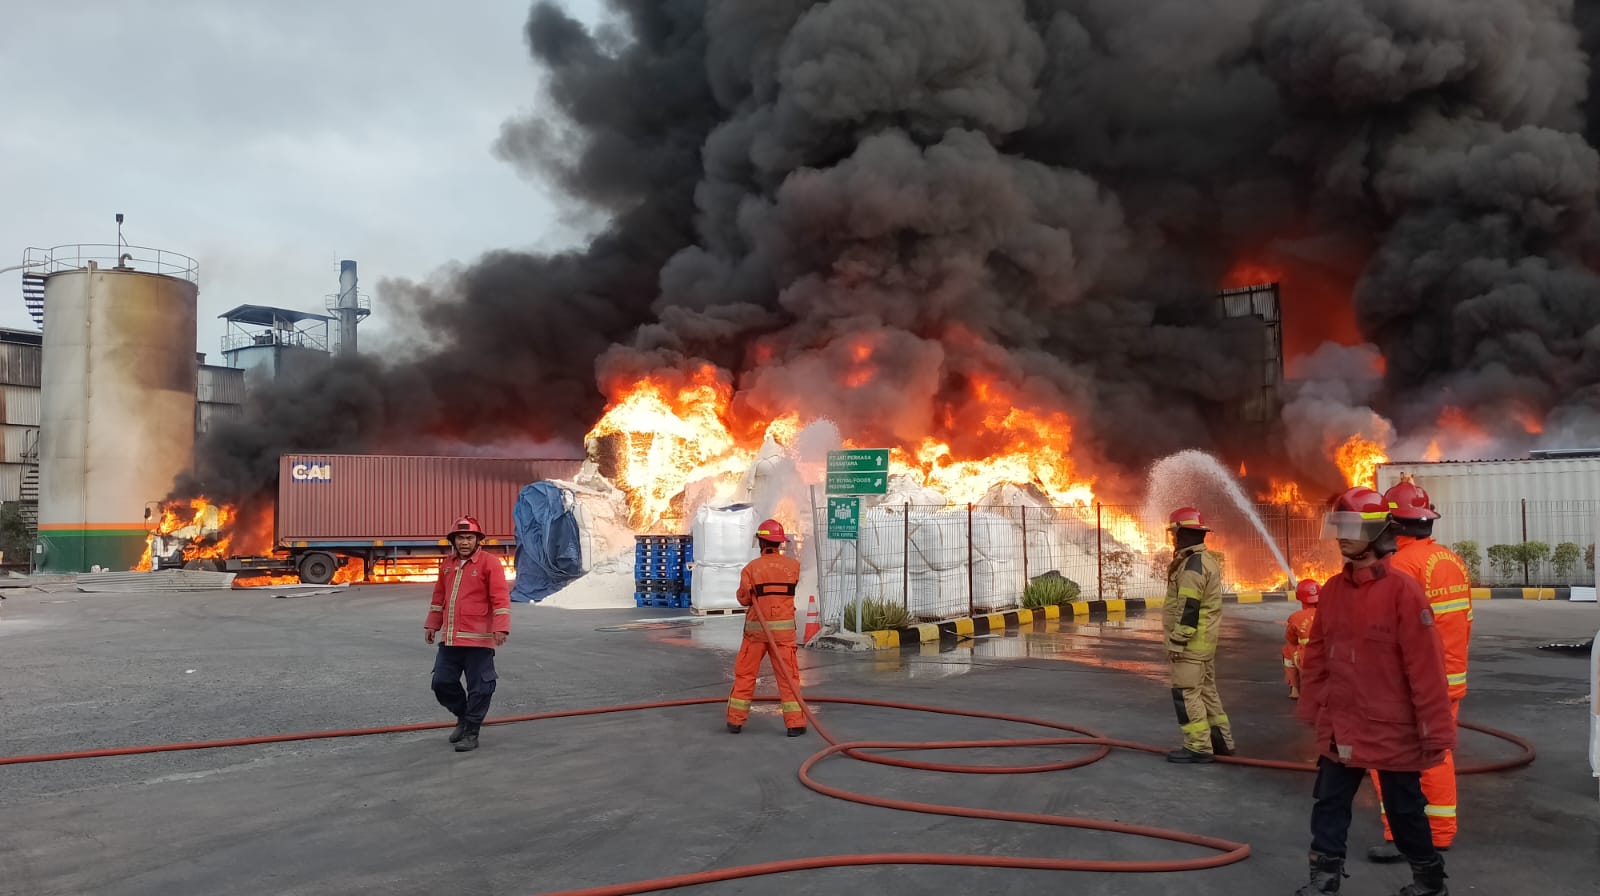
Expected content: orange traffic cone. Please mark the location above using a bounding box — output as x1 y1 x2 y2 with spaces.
801 594 821 645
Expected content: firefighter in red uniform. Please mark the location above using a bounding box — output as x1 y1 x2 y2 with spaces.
1368 477 1472 862
425 516 511 753
725 519 806 737
1294 487 1454 896
1283 579 1319 700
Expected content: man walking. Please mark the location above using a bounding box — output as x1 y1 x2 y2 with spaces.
425 516 511 753
1367 476 1472 861
726 519 806 737
1294 487 1455 896
1161 507 1235 763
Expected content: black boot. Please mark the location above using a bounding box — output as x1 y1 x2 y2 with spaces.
454 731 480 753
1367 840 1404 863
726 722 742 734
1166 747 1214 763
786 727 806 737
1396 856 1448 896
1294 852 1345 895
448 720 466 744
1211 726 1236 756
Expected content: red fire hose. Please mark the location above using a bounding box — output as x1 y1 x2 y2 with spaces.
0 600 1535 896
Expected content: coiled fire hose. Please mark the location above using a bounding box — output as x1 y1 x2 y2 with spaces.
0 599 1535 895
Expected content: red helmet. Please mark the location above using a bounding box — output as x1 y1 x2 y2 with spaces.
755 519 790 544
1167 507 1210 532
1383 479 1439 520
1322 487 1392 542
1295 578 1320 606
446 515 485 541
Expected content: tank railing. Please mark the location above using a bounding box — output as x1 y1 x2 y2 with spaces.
22 244 198 283
324 290 372 317
220 330 330 353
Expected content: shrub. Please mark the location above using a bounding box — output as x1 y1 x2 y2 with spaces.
1515 541 1551 581
1486 544 1519 582
841 597 913 631
1552 543 1582 583
1022 572 1082 608
1103 549 1135 599
1450 541 1481 585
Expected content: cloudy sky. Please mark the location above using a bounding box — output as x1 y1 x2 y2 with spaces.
1 0 605 359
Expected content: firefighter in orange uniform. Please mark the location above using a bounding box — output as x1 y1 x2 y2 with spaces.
425 516 511 753
1283 579 1319 699
726 519 806 737
1367 477 1471 862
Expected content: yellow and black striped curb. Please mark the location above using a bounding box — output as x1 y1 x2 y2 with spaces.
862 598 1155 649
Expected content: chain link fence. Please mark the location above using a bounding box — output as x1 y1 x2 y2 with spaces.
1427 499 1600 587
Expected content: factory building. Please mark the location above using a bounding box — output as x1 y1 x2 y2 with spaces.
8 242 367 572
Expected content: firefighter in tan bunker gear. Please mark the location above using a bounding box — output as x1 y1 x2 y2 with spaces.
725 519 806 737
1162 507 1234 763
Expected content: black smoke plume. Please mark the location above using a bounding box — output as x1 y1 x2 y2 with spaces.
180 0 1600 507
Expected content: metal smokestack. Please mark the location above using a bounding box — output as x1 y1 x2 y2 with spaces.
335 259 363 356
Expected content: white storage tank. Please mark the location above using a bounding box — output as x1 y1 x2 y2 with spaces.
1376 453 1600 585
37 250 199 573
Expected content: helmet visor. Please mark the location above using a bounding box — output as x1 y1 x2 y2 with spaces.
1321 511 1390 542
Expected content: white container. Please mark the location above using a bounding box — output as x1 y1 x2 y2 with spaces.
692 504 759 566
909 566 966 619
970 511 1020 563
690 560 745 612
859 505 908 572
972 557 1024 611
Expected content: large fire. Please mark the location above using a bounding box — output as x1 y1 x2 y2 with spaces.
1335 435 1388 489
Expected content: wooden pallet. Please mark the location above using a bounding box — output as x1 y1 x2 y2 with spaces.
691 606 747 617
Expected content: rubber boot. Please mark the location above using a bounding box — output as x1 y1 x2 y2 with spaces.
454 731 480 753
1166 747 1214 763
1211 726 1236 756
1367 840 1404 863
726 723 742 734
786 727 806 737
1294 852 1345 895
448 720 466 744
1396 856 1448 896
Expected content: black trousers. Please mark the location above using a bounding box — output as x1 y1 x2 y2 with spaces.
431 646 498 731
1310 755 1437 862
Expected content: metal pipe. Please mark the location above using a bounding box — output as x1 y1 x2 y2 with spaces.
1020 505 1028 582
902 502 910 613
967 502 975 618
1281 504 1293 585
1521 498 1529 586
1096 503 1104 600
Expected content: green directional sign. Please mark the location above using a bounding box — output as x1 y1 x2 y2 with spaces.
826 471 887 495
826 497 860 540
827 449 889 473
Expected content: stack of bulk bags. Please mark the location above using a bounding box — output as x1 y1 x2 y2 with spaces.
970 511 1024 611
907 510 967 619
690 504 759 612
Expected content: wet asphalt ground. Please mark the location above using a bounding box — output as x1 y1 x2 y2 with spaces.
1 585 1596 895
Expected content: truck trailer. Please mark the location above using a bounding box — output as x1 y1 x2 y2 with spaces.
193 454 583 584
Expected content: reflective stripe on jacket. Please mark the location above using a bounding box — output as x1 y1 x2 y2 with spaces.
1163 545 1223 660
738 550 801 640
1390 536 1472 699
1297 560 1455 771
1284 607 1316 669
425 551 511 647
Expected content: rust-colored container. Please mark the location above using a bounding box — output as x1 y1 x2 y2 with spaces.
277 454 583 545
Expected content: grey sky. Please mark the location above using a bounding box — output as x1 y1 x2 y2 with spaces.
1 0 606 359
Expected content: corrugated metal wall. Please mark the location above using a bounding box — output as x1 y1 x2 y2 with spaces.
277 455 584 542
0 343 42 387
1 424 38 463
197 365 245 405
1377 459 1600 583
0 384 41 425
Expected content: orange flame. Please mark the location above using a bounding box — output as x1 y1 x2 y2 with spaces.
1258 479 1304 505
1335 436 1388 489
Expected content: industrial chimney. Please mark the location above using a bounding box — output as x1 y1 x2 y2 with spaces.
330 259 370 356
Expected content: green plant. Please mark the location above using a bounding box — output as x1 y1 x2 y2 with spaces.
1552 543 1582 582
1022 572 1082 608
1486 544 1519 582
1450 541 1481 585
1515 541 1551 582
0 502 30 566
1103 549 1134 599
841 597 914 631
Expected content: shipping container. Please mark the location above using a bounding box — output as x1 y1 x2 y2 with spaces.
271 454 584 583
1377 456 1600 586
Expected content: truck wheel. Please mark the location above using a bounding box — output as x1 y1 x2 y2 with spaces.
298 552 337 585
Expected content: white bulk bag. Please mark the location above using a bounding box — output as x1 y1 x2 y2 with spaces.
690 560 746 612
970 512 1020 564
860 505 908 572
692 504 759 565
908 511 966 572
909 566 967 620
972 557 1024 612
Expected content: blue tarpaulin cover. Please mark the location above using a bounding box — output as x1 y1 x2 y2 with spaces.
511 481 584 603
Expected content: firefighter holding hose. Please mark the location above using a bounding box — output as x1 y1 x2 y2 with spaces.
1366 476 1472 862
726 519 806 737
424 515 511 753
1294 487 1454 896
1162 507 1236 763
